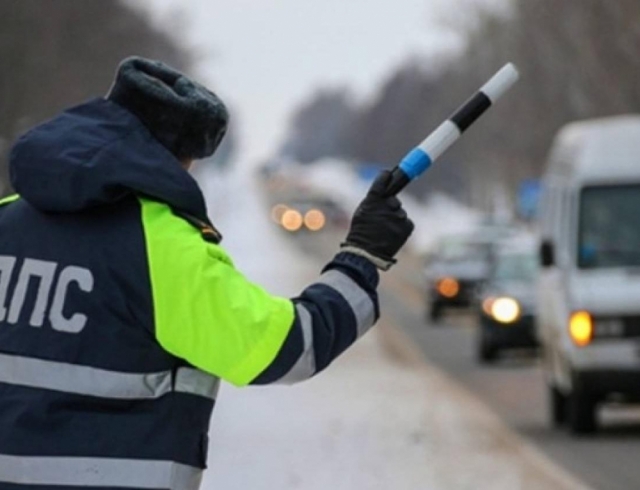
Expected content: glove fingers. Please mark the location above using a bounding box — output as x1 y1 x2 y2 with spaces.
345 170 414 269
368 198 406 218
406 218 415 235
395 208 407 220
385 196 402 211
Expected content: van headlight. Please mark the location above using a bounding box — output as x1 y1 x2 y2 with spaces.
489 297 521 324
569 311 593 347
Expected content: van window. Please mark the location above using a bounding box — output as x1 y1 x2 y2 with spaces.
493 253 538 283
578 185 640 268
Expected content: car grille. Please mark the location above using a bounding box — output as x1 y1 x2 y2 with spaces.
622 316 640 338
593 316 640 339
459 280 478 288
459 280 480 295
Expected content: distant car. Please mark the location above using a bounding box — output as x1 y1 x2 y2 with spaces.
425 235 492 322
271 196 349 233
475 243 539 363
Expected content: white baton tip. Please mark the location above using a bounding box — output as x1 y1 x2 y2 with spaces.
480 63 520 103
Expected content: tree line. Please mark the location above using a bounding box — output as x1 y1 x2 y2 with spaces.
0 0 234 196
280 0 640 212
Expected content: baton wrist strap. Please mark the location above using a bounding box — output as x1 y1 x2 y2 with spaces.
339 244 396 271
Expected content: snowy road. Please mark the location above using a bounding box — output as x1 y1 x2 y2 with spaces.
197 168 588 490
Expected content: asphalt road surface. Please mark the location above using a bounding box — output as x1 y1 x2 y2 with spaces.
292 228 640 490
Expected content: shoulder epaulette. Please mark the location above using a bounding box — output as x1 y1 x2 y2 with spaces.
172 209 223 244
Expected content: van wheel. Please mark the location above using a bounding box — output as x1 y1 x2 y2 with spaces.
549 385 567 427
567 389 597 434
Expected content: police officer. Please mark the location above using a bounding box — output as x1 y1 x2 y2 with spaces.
0 57 413 490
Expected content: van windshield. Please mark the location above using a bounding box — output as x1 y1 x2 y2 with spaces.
579 185 640 268
494 253 538 282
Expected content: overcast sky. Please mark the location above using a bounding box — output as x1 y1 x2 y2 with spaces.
130 0 496 164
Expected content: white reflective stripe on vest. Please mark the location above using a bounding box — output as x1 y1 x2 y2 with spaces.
0 453 202 490
276 303 316 384
0 353 219 400
316 270 376 337
175 366 220 399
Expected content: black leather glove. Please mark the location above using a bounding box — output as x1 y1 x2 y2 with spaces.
341 171 414 270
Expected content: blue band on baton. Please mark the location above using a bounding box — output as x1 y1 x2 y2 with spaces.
398 148 432 180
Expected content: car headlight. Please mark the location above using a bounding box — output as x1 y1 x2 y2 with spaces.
304 209 326 231
281 209 303 232
482 297 496 316
270 204 289 224
436 277 459 298
490 297 521 324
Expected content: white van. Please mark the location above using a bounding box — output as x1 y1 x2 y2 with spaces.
537 115 640 434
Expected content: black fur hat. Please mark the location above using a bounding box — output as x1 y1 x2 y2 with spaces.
107 56 229 161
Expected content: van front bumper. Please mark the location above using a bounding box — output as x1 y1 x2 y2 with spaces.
574 369 640 399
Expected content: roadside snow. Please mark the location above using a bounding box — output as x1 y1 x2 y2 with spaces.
206 331 441 490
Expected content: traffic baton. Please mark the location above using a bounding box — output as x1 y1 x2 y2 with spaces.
383 63 520 196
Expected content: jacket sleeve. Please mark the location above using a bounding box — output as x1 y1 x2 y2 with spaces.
140 198 379 387
250 251 379 384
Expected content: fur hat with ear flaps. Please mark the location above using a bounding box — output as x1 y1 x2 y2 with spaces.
107 56 229 161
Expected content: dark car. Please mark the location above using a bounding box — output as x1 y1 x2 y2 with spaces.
475 244 539 362
425 235 492 322
271 195 349 233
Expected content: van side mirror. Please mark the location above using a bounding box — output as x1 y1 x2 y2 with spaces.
540 240 555 267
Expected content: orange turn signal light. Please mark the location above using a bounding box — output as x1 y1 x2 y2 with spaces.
437 277 460 298
569 311 593 347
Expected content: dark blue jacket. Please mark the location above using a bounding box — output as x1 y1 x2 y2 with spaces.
0 98 379 489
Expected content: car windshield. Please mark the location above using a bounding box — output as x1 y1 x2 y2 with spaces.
493 253 537 282
578 185 640 269
438 239 490 263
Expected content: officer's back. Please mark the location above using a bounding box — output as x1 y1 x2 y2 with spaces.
0 57 413 490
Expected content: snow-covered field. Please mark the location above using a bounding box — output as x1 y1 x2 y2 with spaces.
196 164 586 490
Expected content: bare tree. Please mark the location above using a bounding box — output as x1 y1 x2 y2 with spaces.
279 0 640 212
0 0 192 194
280 88 356 164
